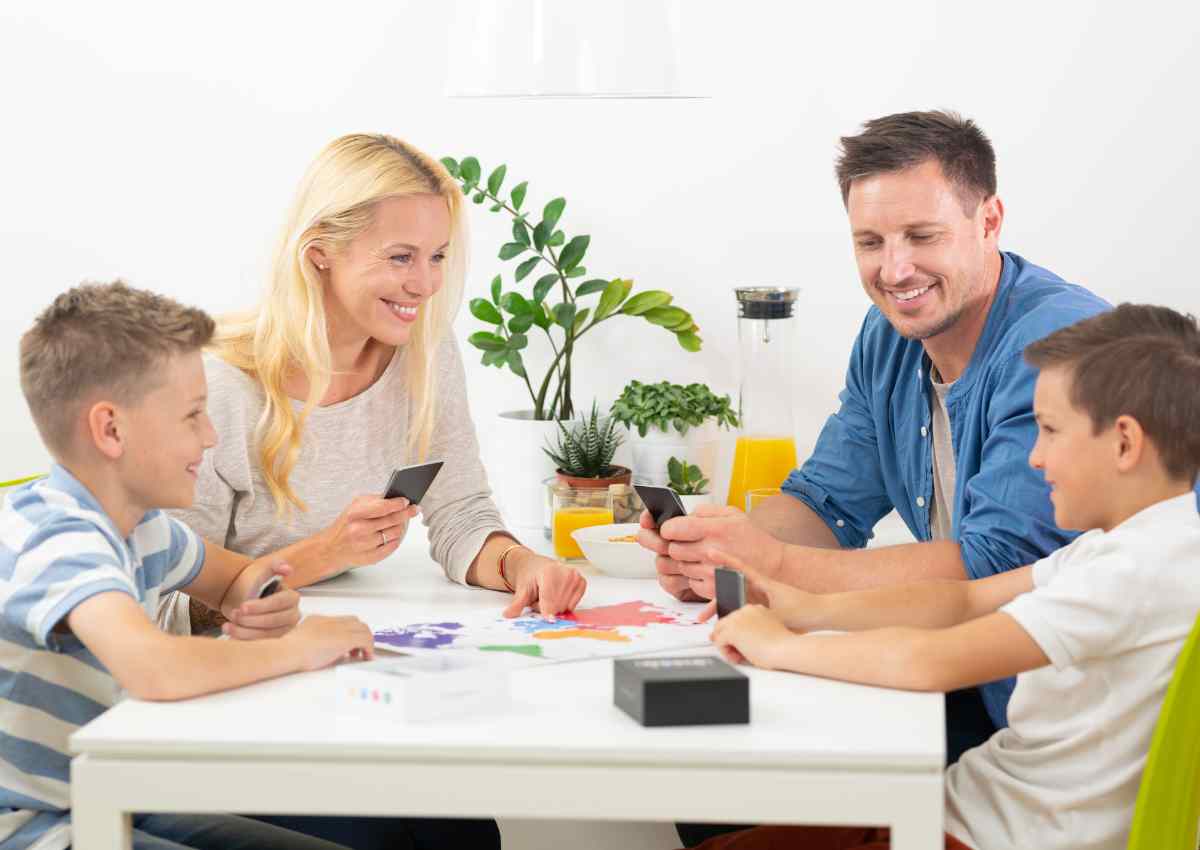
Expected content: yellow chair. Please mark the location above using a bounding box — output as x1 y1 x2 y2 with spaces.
1127 612 1200 850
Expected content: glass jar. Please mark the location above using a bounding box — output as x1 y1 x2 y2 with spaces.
550 485 615 560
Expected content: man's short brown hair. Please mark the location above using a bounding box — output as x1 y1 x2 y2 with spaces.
1024 304 1200 483
20 281 215 455
835 110 997 215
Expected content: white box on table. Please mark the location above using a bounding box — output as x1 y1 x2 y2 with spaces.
337 653 510 722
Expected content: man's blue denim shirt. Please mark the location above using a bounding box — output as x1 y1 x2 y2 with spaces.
782 251 1111 728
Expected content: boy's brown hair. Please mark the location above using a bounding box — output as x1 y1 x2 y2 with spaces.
1024 304 1200 483
20 281 215 456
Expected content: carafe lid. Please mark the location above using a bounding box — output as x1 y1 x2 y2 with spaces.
734 287 799 319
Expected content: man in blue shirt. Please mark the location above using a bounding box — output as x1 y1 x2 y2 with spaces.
641 111 1116 773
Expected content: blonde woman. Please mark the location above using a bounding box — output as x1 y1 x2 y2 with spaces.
162 133 587 849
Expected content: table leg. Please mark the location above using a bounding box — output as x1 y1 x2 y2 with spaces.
71 755 133 850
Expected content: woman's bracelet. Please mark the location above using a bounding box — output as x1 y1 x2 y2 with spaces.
497 543 529 593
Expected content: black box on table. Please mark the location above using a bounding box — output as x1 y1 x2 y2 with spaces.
613 656 749 727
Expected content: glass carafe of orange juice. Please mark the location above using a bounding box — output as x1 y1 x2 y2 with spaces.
727 287 800 511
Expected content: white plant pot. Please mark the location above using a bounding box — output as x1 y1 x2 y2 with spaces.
488 410 565 533
627 421 720 489
678 492 715 513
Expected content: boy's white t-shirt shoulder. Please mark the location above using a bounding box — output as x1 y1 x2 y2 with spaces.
945 491 1200 850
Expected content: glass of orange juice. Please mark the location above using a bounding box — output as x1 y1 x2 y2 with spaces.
551 486 614 560
745 486 783 513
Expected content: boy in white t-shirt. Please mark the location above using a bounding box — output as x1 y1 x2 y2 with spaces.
1 282 375 850
699 303 1200 850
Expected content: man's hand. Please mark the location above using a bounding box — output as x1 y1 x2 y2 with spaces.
710 605 793 668
638 504 786 601
502 553 588 619
221 563 303 640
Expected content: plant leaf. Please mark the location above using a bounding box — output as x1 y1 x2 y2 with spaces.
490 203 503 212
575 278 609 297
541 198 566 234
565 266 586 278
459 157 481 184
439 157 460 178
472 192 486 204
532 221 548 252
531 302 551 330
512 219 530 246
547 230 565 247
572 308 591 333
620 290 673 316
552 303 577 330
676 331 702 352
642 306 689 328
468 331 507 351
594 278 633 321
508 313 534 334
510 181 528 211
490 275 502 305
499 242 526 261
515 255 541 282
482 349 507 366
558 235 589 272
469 298 503 325
500 291 532 315
506 349 526 377
506 333 528 350
487 164 507 196
532 273 558 304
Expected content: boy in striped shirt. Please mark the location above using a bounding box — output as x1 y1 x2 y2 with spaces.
1 282 374 850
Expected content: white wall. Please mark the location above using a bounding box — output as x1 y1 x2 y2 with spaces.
2 0 1198 486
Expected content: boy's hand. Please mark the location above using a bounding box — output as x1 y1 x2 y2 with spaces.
696 549 817 629
319 495 420 574
502 554 587 620
282 615 376 671
710 605 792 668
221 563 302 640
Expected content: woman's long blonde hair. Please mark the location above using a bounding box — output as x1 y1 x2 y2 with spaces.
215 133 467 514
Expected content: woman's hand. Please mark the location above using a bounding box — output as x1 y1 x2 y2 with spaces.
319 495 420 575
501 552 588 620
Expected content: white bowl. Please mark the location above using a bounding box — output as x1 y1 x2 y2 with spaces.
570 522 657 579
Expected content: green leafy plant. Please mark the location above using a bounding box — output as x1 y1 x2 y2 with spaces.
667 456 709 496
440 155 703 421
609 380 739 437
543 402 625 479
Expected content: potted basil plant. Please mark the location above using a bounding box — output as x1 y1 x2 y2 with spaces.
609 380 738 489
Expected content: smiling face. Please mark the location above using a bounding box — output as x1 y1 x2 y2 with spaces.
314 194 450 348
847 159 1001 342
1029 366 1120 532
116 351 217 513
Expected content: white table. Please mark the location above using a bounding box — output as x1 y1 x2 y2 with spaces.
70 536 945 850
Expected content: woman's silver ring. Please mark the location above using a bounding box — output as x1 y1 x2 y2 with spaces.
379 530 388 547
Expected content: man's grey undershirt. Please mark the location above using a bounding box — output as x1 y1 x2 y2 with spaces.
929 369 957 542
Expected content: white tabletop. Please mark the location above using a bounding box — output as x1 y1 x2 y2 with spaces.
70 528 945 850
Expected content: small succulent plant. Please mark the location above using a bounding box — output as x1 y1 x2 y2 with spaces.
544 401 624 478
667 456 709 496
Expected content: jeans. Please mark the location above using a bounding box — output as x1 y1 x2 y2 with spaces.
93 812 351 849
249 814 502 850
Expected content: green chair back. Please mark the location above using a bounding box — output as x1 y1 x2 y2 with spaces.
1128 612 1200 849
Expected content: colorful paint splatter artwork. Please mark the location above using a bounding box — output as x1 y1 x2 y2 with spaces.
374 622 463 650
372 600 705 663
